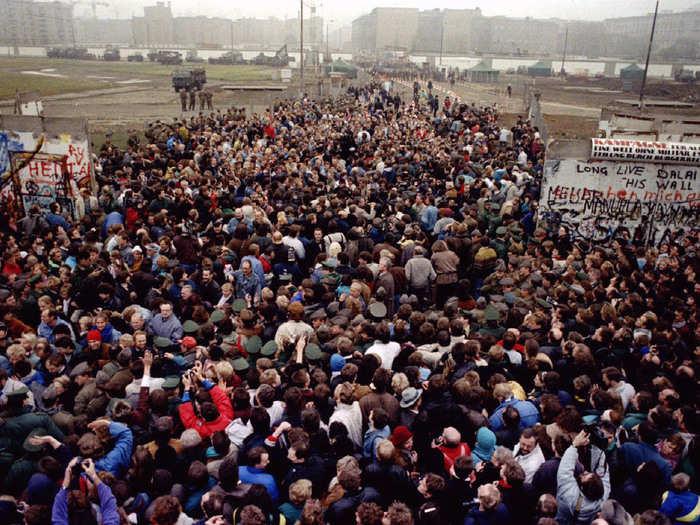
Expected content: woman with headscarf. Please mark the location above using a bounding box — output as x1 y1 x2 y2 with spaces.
471 427 497 467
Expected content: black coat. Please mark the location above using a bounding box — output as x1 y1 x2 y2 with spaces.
363 461 420 508
325 487 381 525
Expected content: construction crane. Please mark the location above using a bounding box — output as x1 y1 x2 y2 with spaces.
72 0 110 19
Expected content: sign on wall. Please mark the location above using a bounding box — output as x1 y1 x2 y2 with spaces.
539 139 699 246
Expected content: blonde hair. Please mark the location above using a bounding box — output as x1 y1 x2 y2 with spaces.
276 295 289 310
391 373 409 395
260 368 280 385
79 316 93 332
20 333 37 349
214 361 234 382
119 333 134 347
6 344 26 361
289 479 312 505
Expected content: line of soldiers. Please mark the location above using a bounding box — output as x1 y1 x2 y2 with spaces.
179 88 213 112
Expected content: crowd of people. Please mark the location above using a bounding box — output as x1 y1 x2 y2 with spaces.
0 77 697 525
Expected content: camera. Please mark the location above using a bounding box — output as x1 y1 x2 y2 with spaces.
71 456 85 477
582 424 609 451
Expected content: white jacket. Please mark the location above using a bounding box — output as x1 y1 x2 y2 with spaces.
513 443 545 484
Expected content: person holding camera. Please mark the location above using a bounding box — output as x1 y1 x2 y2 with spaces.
51 457 120 525
556 430 610 525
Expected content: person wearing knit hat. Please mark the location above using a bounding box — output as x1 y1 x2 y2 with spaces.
87 329 102 342
390 426 413 447
391 426 416 471
330 353 346 378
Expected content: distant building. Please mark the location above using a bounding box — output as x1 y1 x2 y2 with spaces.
604 8 700 58
74 18 132 45
473 16 560 56
175 16 230 48
0 0 74 46
132 2 174 47
352 8 419 54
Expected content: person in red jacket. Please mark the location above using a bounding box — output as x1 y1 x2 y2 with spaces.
178 363 234 439
435 427 471 473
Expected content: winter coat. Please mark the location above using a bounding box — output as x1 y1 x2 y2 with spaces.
556 445 610 525
325 487 381 525
179 384 234 439
147 313 184 342
52 483 120 525
488 397 539 431
463 503 512 525
95 422 133 478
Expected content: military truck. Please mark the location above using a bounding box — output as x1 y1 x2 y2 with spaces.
208 50 245 65
147 50 183 65
172 68 207 92
675 69 696 83
250 45 290 67
47 47 96 60
127 53 144 62
103 48 121 61
186 50 205 63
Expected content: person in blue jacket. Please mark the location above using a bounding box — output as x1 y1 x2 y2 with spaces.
660 473 700 524
489 382 540 431
620 422 672 489
238 446 279 504
464 483 512 525
52 457 120 525
83 419 134 479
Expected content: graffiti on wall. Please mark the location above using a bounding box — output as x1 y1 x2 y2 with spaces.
539 157 699 245
11 152 75 217
0 122 91 219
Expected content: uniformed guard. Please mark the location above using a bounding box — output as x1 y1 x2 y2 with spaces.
179 88 187 112
188 89 196 111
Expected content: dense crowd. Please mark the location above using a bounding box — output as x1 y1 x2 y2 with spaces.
0 78 697 525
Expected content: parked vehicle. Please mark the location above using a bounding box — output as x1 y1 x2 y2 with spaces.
186 50 205 63
46 47 96 60
103 48 121 61
127 53 144 62
208 50 245 65
172 68 207 92
147 50 183 65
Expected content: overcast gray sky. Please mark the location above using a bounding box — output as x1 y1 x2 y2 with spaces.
81 0 700 26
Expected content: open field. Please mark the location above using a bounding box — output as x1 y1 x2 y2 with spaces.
0 57 275 88
0 56 300 146
0 72 104 99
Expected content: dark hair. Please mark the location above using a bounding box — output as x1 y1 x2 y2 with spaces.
338 468 362 491
453 455 474 480
371 368 392 393
200 401 219 422
638 422 659 445
579 473 604 501
250 406 271 436
247 446 268 467
211 430 230 456
503 405 520 429
371 407 389 429
291 439 310 460
218 456 239 491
